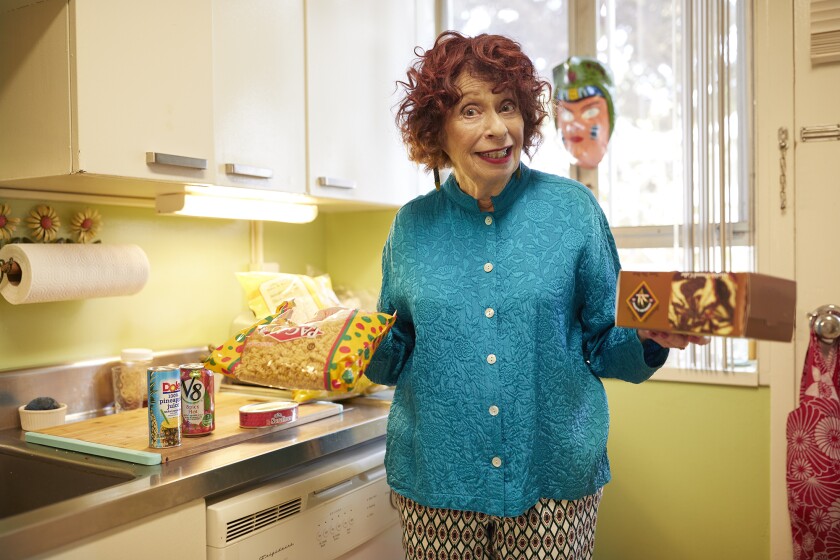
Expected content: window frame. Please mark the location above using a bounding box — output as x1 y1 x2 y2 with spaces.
439 0 761 386
578 0 759 386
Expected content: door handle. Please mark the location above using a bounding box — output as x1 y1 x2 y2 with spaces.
317 176 356 189
146 152 207 170
225 163 273 179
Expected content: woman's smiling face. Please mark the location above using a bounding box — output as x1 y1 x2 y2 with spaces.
442 72 524 198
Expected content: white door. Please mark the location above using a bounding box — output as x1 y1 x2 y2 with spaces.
771 2 840 559
792 1 840 381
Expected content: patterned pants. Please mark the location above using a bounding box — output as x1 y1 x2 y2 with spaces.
392 489 603 560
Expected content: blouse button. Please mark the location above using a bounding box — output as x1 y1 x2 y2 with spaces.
488 405 499 416
484 216 493 225
485 307 495 318
487 354 497 364
483 262 494 273
491 456 502 468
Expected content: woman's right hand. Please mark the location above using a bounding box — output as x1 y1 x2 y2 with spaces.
638 329 710 350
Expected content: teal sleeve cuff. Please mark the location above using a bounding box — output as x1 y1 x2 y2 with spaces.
642 338 669 368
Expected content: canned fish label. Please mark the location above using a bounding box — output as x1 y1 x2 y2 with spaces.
180 363 215 437
239 401 298 428
148 366 182 448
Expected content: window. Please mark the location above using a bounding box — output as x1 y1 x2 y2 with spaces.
443 0 755 383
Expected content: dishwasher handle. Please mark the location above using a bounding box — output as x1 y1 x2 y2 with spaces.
310 464 388 503
312 479 355 501
359 465 386 483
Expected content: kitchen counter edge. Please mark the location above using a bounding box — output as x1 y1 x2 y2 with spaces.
0 394 392 559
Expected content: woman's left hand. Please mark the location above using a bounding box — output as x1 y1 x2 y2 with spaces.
637 329 711 349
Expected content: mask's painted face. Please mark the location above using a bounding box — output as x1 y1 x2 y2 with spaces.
556 96 611 169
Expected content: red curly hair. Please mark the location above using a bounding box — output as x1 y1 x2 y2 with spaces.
395 31 551 172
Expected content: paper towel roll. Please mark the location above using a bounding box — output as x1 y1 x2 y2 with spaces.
0 244 150 304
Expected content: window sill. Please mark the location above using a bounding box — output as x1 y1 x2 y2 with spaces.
650 365 761 387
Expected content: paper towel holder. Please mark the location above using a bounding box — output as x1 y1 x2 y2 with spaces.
0 257 22 286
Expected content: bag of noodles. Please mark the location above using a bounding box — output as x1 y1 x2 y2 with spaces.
205 300 395 393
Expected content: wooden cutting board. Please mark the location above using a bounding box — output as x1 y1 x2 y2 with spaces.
24 393 342 465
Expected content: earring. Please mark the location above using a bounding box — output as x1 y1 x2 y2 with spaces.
434 168 441 190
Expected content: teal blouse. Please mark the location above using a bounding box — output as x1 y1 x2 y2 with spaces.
365 164 668 517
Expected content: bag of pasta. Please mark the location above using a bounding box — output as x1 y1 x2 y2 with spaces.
206 300 395 393
204 301 294 377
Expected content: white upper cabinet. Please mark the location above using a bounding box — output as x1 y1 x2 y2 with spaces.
306 0 424 206
212 0 307 195
0 0 435 207
74 0 215 183
0 0 215 194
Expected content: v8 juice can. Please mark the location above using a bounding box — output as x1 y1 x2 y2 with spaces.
180 363 215 437
147 366 182 448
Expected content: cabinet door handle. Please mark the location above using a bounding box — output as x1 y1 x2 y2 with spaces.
146 152 207 170
224 163 273 179
317 176 356 189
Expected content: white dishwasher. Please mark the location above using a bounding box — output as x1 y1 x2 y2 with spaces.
206 439 404 560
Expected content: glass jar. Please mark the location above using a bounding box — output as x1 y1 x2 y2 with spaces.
112 348 153 413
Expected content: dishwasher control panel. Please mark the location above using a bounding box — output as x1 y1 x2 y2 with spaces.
206 439 401 560
317 503 355 547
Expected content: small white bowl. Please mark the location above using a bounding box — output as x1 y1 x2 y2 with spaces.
18 403 68 431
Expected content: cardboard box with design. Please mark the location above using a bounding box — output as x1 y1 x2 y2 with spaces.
615 271 796 342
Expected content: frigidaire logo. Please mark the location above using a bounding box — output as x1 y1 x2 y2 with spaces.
626 282 658 322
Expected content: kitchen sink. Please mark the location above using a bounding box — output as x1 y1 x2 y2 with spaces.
0 443 140 519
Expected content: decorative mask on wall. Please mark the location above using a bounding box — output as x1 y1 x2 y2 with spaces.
553 57 616 169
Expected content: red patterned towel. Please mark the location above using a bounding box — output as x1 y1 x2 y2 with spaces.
786 331 840 559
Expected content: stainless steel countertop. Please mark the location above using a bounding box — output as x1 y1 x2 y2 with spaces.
0 393 392 559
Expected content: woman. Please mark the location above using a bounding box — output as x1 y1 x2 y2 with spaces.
365 31 707 559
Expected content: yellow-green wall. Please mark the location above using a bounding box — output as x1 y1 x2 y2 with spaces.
598 381 769 559
1 200 326 369
1 201 770 559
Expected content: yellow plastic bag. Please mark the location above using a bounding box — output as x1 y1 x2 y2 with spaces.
236 272 341 323
289 375 388 403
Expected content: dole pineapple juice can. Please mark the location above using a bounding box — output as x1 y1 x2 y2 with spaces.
147 366 182 448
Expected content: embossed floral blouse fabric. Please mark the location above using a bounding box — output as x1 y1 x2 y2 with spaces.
365 164 668 517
